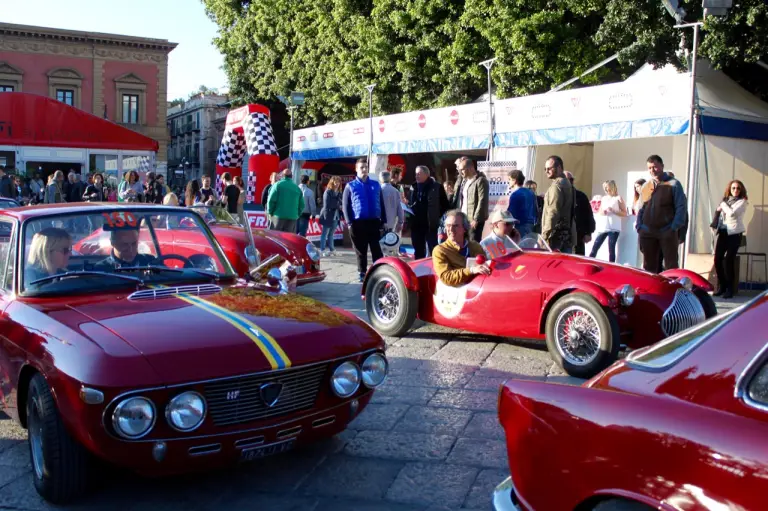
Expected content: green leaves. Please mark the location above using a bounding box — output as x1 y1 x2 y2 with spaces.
203 0 768 127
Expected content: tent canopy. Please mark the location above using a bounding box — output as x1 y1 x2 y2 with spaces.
0 92 159 152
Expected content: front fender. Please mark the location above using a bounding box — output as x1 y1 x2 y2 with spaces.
661 269 714 292
361 257 419 299
538 280 618 335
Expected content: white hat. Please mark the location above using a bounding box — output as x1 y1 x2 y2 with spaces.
489 209 518 225
380 231 400 247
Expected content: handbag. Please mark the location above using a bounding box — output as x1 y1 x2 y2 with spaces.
709 209 720 230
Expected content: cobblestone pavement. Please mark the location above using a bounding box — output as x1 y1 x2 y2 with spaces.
0 249 754 510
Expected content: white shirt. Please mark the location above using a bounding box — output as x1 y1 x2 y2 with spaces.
460 176 476 215
596 195 623 232
481 232 519 259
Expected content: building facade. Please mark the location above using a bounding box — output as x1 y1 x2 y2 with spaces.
167 93 229 187
0 22 176 177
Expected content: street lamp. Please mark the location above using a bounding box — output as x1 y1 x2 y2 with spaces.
479 58 497 161
277 91 306 160
365 84 376 165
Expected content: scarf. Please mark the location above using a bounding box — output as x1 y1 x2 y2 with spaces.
726 196 741 207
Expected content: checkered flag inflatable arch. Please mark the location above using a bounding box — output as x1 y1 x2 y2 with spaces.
214 104 279 204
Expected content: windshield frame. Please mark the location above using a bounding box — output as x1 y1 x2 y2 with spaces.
17 205 238 296
188 205 241 226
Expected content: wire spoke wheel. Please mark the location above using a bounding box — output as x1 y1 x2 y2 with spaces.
554 305 602 366
371 277 401 324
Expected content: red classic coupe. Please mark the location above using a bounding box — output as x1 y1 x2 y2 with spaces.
363 235 716 378
0 204 386 503
494 291 768 511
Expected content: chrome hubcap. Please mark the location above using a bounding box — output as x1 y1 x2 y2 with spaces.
371 277 400 324
554 306 602 366
30 402 44 480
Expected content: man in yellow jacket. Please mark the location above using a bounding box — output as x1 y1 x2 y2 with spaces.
432 210 490 287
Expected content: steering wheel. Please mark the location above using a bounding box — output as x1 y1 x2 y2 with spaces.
156 254 193 269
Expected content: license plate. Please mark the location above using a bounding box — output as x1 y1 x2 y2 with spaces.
239 439 295 462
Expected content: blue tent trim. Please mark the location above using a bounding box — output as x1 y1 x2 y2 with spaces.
292 144 369 160
494 117 689 147
700 115 768 142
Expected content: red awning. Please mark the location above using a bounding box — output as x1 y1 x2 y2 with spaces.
0 92 159 152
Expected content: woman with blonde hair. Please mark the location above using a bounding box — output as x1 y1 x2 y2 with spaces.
319 176 343 256
25 227 72 283
712 179 748 298
162 193 179 206
589 179 627 262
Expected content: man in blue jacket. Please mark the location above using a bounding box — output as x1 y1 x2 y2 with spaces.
343 158 387 282
506 169 538 238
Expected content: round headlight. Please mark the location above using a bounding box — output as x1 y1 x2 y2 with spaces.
306 242 320 262
331 361 361 398
166 391 206 432
361 353 388 388
677 276 693 291
112 397 155 439
616 284 636 306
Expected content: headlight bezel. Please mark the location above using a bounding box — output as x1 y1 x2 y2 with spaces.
616 284 636 307
306 242 320 262
331 361 361 398
111 396 156 440
677 276 693 291
361 353 388 388
165 391 207 433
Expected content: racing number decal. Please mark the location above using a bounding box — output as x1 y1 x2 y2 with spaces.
102 212 138 228
485 241 507 259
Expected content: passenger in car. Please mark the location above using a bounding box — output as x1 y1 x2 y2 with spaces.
25 228 72 283
432 210 490 287
95 228 156 269
481 209 521 260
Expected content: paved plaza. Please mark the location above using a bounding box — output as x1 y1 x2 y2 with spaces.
0 250 753 510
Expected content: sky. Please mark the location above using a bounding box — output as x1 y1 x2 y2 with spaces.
0 0 228 100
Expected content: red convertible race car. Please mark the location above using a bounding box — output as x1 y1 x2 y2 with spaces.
363 235 716 378
494 291 768 511
0 204 386 503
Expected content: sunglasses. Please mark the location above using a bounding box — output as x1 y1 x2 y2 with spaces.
51 247 72 255
545 166 556 172
444 224 462 230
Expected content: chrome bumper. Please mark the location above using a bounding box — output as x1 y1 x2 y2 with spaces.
493 476 523 511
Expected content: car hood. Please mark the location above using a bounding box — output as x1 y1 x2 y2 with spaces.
35 287 378 385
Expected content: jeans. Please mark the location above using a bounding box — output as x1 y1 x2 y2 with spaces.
714 231 742 292
274 218 297 233
297 214 311 238
589 231 620 262
350 219 383 276
320 221 338 252
517 223 533 239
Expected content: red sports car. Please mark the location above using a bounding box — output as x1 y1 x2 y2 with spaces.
493 291 768 511
362 235 716 378
0 204 386 503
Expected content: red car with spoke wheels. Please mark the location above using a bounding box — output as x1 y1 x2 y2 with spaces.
362 234 716 379
494 291 768 511
0 204 385 504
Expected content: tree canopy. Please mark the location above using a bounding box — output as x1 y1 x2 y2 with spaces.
203 0 768 127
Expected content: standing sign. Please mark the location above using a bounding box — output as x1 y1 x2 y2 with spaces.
244 210 345 242
477 147 534 237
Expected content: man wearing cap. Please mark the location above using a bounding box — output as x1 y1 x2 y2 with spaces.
481 210 522 260
432 210 490 287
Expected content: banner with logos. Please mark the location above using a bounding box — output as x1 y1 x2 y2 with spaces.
245 210 345 242
477 147 534 221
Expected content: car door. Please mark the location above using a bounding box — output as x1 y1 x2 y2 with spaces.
0 217 21 419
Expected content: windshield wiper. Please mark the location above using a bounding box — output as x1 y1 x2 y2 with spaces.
113 265 184 274
30 271 144 287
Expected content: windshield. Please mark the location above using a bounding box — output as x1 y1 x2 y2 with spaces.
189 205 240 226
515 233 551 252
21 208 236 295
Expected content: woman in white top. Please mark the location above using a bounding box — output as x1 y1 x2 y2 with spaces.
713 179 748 298
588 180 627 263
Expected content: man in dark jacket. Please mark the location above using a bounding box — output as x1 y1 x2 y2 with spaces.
68 173 87 203
342 158 387 282
144 172 165 204
565 171 596 255
0 167 13 198
410 166 444 259
451 157 489 242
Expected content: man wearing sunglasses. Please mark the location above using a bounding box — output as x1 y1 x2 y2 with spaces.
432 209 490 287
541 155 576 253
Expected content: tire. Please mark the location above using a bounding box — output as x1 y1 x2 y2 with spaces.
593 498 655 511
694 287 718 318
27 373 90 504
545 292 620 379
365 265 417 337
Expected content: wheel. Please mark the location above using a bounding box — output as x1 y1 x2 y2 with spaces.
694 287 718 318
155 253 193 268
27 373 90 504
593 498 655 510
545 292 620 379
365 265 417 337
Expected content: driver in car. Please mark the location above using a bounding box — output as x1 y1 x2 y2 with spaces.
481 209 521 260
432 210 490 287
95 228 156 269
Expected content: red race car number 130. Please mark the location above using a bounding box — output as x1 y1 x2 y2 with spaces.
102 212 138 228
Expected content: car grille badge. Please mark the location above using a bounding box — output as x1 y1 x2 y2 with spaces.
259 382 283 407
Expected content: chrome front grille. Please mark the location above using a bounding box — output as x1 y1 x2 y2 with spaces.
128 284 222 301
204 364 328 427
660 288 706 336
